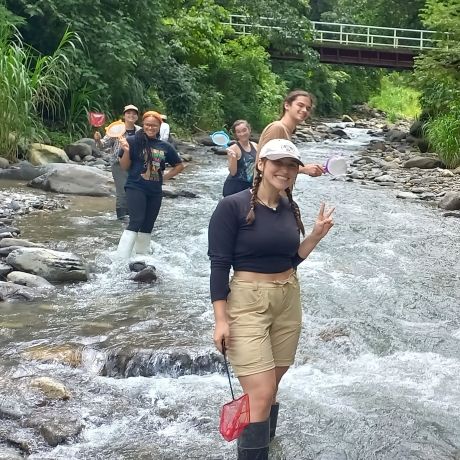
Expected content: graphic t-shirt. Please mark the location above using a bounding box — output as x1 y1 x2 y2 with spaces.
125 135 182 194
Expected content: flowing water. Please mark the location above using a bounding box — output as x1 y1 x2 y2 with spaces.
0 126 459 460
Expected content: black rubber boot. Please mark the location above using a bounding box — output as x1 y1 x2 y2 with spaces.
237 419 269 460
269 403 279 441
116 208 128 220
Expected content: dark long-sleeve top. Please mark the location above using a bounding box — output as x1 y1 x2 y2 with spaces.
208 189 305 302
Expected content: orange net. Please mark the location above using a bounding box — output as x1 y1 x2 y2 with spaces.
218 342 250 442
219 393 250 441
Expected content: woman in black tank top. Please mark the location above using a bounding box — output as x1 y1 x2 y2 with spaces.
222 120 258 197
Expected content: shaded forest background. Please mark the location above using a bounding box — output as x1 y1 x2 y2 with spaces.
1 0 460 166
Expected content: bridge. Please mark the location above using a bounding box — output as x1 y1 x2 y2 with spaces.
223 15 442 69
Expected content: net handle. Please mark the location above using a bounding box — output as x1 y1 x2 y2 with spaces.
222 340 235 400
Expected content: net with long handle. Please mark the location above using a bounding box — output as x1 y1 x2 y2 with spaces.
219 343 250 442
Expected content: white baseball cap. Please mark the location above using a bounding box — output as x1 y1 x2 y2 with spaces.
259 139 304 166
123 104 139 114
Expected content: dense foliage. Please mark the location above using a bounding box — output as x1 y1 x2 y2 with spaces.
415 0 460 167
0 8 77 160
2 0 458 168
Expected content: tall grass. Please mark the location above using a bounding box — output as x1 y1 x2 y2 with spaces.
425 112 460 169
369 75 421 122
0 22 77 161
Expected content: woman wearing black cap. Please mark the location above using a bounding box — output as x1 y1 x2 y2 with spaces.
94 104 141 219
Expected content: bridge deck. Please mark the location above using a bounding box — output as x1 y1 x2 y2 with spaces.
223 15 444 68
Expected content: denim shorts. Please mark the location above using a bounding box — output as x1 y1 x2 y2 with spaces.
226 272 302 377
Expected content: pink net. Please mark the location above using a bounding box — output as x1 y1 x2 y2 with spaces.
219 393 250 442
88 112 106 127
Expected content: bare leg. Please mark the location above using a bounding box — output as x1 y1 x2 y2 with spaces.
238 369 277 422
272 366 289 404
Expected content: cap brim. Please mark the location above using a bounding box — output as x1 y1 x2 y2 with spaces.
263 152 304 167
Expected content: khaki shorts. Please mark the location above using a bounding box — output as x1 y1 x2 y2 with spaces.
226 272 302 377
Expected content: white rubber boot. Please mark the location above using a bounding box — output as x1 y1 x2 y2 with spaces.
116 230 137 259
134 232 152 255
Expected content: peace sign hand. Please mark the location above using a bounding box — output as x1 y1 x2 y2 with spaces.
311 203 335 240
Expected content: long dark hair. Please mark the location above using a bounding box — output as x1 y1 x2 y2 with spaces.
281 90 316 117
246 162 305 236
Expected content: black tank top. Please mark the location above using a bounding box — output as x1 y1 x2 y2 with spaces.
231 142 256 183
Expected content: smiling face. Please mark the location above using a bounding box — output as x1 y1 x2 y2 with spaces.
142 116 161 139
284 95 313 125
258 157 299 191
233 122 251 143
123 109 138 124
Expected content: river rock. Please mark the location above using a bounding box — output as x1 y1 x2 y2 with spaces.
39 417 83 447
0 281 39 301
0 161 48 181
7 271 55 290
0 158 9 169
162 185 198 198
0 263 13 277
0 238 41 248
438 192 460 210
28 143 69 165
396 191 419 200
0 246 21 257
0 226 20 235
64 142 92 160
374 174 396 183
131 266 157 283
30 377 71 400
403 156 443 169
27 163 114 197
22 344 83 367
6 247 88 282
180 153 193 162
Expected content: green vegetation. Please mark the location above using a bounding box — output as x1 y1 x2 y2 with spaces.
369 74 421 123
0 0 458 167
414 0 460 168
425 112 460 169
0 16 77 161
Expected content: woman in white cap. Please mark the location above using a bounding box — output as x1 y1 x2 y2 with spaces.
208 138 335 459
94 104 141 219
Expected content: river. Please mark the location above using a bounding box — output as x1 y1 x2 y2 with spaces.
0 126 459 459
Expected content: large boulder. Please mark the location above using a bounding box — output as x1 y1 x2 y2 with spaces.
7 271 55 289
64 142 92 160
27 163 114 196
6 247 88 282
0 157 9 169
402 156 444 169
438 192 460 211
76 137 101 157
0 281 42 301
28 143 69 166
0 161 48 181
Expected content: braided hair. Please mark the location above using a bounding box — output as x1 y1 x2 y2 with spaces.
246 168 262 225
285 187 305 236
